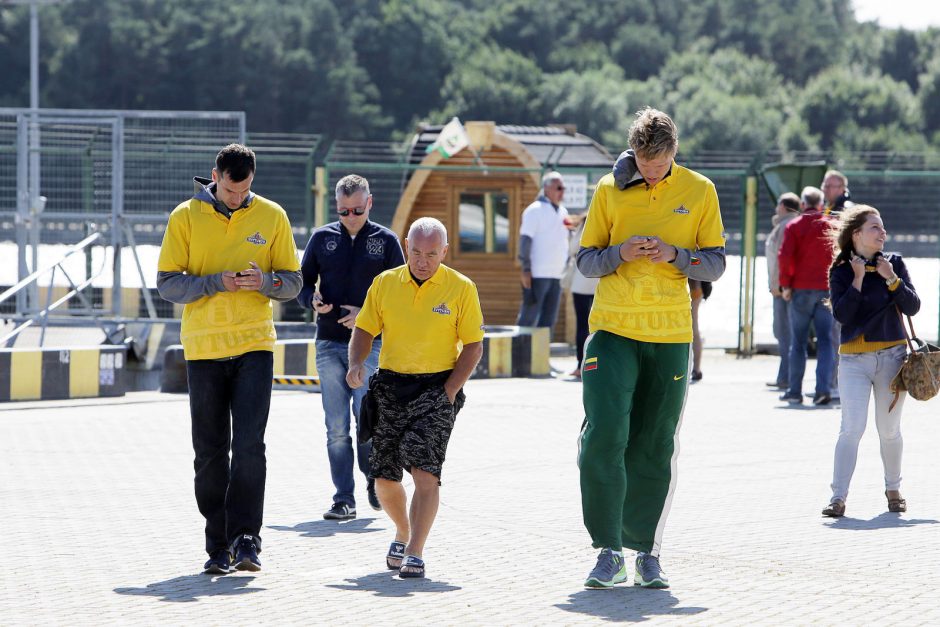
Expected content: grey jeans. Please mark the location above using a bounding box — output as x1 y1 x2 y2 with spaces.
830 344 907 502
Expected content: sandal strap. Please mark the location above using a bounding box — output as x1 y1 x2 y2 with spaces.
388 542 406 558
401 555 425 568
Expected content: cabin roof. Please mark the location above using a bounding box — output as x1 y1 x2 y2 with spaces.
410 123 613 168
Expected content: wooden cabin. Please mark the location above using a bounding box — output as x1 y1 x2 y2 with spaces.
389 122 612 341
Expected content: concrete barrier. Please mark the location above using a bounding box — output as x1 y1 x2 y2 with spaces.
0 345 127 402
160 326 551 393
160 339 321 393
472 326 551 379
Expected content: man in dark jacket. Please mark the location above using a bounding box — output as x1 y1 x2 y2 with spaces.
778 186 836 406
298 174 404 520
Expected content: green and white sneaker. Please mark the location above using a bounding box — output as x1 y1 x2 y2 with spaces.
584 548 628 589
634 552 669 588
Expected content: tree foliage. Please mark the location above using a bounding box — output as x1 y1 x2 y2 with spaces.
0 0 938 152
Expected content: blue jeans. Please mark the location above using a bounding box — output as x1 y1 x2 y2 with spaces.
517 278 562 328
187 350 272 554
787 289 835 398
316 338 381 507
772 295 791 385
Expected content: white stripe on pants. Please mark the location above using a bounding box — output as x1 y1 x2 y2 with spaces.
830 344 907 502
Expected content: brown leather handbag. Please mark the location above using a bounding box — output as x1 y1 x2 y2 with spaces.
889 311 940 410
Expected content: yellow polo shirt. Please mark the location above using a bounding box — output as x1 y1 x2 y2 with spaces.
158 194 300 360
581 164 724 343
356 264 485 374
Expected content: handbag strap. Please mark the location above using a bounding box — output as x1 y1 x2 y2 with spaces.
896 306 917 352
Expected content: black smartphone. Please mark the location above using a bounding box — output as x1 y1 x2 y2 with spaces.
235 271 248 277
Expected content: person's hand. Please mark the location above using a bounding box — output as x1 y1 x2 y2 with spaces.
770 287 782 297
443 382 458 404
221 272 240 292
850 255 867 280
781 287 792 302
346 364 366 389
234 261 263 291
312 291 333 314
520 270 532 290
875 256 897 282
644 236 678 264
618 236 656 262
338 305 361 329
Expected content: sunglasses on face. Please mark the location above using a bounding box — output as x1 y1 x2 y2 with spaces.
337 206 367 216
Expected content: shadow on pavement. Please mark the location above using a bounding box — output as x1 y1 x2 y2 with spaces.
556 589 707 622
826 512 939 530
775 403 840 411
325 571 461 597
114 574 263 603
268 518 383 538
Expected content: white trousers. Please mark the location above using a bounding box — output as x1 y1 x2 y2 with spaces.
830 344 907 502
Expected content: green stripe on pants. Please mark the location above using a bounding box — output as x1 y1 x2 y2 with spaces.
578 330 690 554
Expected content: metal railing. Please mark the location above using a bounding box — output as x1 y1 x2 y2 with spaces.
0 230 123 346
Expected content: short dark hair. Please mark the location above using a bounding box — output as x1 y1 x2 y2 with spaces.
335 174 370 199
215 143 256 182
778 192 801 213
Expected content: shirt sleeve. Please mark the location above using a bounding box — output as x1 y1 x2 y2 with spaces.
519 204 539 239
270 212 300 273
298 232 321 309
696 183 725 249
157 207 191 273
777 221 797 288
387 233 405 267
457 282 485 344
355 274 385 337
579 182 610 250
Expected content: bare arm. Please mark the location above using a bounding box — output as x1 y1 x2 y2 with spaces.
444 341 483 403
345 327 376 389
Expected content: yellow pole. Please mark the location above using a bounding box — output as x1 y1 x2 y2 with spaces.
314 167 327 227
738 176 758 357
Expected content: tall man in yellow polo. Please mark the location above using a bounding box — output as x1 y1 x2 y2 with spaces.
157 143 301 574
576 108 726 590
347 217 484 579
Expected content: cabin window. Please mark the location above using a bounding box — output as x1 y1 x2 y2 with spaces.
458 190 510 254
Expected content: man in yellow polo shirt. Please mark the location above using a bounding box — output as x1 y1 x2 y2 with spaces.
157 144 301 574
347 217 484 579
576 109 726 590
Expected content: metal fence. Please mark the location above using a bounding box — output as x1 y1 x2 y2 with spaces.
2 119 940 341
0 108 246 315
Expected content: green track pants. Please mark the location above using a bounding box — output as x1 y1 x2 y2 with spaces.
578 330 690 556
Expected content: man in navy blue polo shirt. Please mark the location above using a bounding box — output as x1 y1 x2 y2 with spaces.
298 174 405 520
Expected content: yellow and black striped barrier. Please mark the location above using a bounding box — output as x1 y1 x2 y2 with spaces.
0 345 127 402
160 326 550 393
472 326 551 379
273 375 320 386
161 339 321 393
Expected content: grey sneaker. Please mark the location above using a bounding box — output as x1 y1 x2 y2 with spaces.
634 552 669 588
323 502 356 520
584 548 628 589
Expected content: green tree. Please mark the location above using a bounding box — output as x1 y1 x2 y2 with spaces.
431 45 544 123
0 5 31 106
800 66 918 150
538 64 630 147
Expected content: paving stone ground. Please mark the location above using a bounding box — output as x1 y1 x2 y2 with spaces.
2 350 940 625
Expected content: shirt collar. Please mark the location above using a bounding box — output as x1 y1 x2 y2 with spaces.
400 264 445 285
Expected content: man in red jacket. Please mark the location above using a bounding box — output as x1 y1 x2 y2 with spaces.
777 186 836 406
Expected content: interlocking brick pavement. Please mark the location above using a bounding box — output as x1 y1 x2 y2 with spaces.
2 351 940 625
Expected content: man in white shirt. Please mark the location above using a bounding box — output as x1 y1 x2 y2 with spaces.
516 171 570 328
